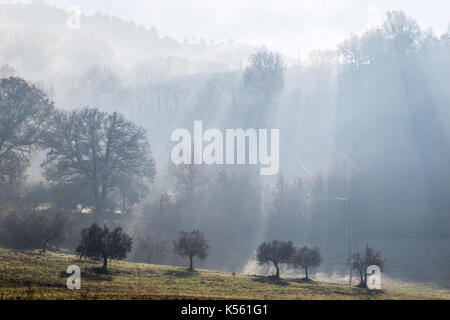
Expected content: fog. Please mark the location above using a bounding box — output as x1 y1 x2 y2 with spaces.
1 1 450 287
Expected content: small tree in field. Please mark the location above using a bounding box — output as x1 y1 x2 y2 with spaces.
137 235 169 264
256 240 294 279
38 213 68 253
173 230 210 271
349 245 385 288
76 223 132 273
292 246 323 281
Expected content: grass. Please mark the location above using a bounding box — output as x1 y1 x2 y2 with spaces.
0 247 449 300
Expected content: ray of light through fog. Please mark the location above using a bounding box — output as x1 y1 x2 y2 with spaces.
2 0 450 292
43 0 450 58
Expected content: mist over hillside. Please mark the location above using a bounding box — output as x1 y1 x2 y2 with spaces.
1 1 450 287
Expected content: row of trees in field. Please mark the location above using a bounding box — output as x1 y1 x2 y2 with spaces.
75 222 384 288
256 241 322 281
76 225 210 274
255 240 385 288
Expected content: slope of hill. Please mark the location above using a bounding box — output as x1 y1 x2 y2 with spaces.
0 1 256 78
0 248 449 300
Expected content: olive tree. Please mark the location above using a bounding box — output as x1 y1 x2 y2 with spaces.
76 223 132 273
292 246 323 281
256 240 294 279
173 230 210 271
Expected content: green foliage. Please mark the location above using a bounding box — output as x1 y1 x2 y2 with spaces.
76 223 132 272
292 246 323 280
256 240 294 279
173 230 210 271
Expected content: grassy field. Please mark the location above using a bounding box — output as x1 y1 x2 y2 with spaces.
0 248 449 300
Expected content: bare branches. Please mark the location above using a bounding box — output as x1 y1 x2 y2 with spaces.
41 108 156 220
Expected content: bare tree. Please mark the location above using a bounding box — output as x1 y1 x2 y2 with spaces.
240 50 285 126
137 234 169 264
349 245 385 287
42 108 156 221
169 161 207 204
39 212 69 253
0 77 53 198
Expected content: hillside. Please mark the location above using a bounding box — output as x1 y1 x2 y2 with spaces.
0 1 255 79
0 248 449 300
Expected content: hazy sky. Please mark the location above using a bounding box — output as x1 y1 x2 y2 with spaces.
44 0 450 57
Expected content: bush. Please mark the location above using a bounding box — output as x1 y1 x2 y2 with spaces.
0 207 68 252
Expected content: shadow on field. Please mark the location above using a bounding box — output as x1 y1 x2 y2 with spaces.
164 269 199 278
59 268 113 282
251 276 290 286
290 278 316 284
364 289 386 297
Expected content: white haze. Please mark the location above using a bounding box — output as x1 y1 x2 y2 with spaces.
2 1 450 287
44 0 450 58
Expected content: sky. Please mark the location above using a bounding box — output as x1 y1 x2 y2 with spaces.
38 0 450 57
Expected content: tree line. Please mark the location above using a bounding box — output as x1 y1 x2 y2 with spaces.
0 76 155 252
75 223 384 288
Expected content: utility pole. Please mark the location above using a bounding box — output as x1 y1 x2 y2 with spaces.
347 198 353 285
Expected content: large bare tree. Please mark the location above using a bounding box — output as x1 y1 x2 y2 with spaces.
42 108 156 221
0 77 53 198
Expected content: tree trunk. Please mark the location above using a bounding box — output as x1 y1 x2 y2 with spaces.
189 256 193 271
41 239 49 253
102 255 108 273
274 263 280 279
359 269 365 286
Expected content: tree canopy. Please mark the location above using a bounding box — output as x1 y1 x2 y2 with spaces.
42 108 156 221
76 223 132 272
173 230 210 271
292 246 323 280
256 240 294 279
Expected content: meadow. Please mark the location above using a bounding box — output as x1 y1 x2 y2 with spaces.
0 248 449 300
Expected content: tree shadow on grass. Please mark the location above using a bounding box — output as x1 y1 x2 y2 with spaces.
364 288 387 297
164 269 199 278
290 277 316 284
59 268 113 282
352 283 387 297
251 275 290 286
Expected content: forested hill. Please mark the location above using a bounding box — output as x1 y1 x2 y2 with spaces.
0 1 256 81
